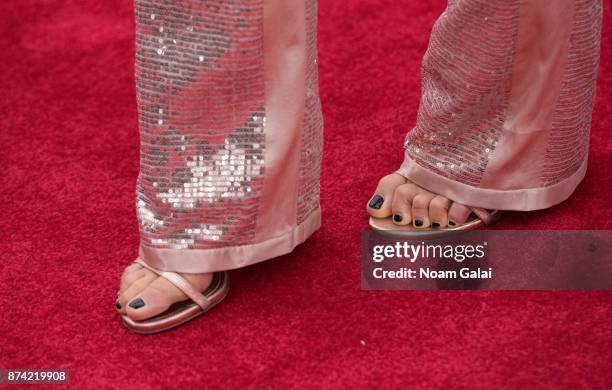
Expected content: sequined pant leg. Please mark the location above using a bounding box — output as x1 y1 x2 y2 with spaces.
134 0 323 273
399 0 602 211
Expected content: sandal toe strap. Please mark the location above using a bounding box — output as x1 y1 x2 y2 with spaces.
470 208 500 226
134 258 211 310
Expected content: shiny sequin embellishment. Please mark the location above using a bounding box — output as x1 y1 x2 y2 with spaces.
406 0 602 191
134 0 267 249
405 0 520 187
297 0 324 224
542 0 602 186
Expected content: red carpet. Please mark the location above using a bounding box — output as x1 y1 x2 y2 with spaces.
2 1 611 388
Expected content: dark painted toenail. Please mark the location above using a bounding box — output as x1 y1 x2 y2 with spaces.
115 301 122 310
448 220 456 226
393 214 402 223
432 222 440 228
414 219 423 227
369 195 384 210
129 298 145 309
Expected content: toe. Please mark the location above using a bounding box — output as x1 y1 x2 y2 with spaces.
429 195 451 228
448 203 472 226
411 191 436 228
126 273 213 322
367 173 407 218
390 183 421 225
117 270 157 313
125 277 178 321
119 263 144 294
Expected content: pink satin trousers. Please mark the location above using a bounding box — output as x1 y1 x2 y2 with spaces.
133 0 602 273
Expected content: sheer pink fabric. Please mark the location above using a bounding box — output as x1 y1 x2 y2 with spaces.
134 0 322 273
399 0 602 211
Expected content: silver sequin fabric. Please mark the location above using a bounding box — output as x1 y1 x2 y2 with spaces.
297 0 324 225
135 0 279 250
405 0 520 187
405 0 602 190
542 0 602 186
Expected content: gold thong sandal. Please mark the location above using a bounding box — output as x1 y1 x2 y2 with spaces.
120 258 229 335
369 208 502 238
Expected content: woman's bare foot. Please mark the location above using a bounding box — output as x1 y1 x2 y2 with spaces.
116 264 213 321
366 173 473 228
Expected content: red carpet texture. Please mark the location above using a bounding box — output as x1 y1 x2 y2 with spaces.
1 0 611 388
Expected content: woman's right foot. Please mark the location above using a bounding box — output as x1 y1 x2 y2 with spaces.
366 173 475 228
116 263 213 321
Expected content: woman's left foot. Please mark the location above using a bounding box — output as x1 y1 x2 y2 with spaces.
116 263 213 321
366 173 474 228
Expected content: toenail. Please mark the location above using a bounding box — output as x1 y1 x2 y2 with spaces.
432 222 440 228
393 213 403 223
448 220 456 226
368 195 384 210
129 298 145 309
414 219 423 227
115 301 122 310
